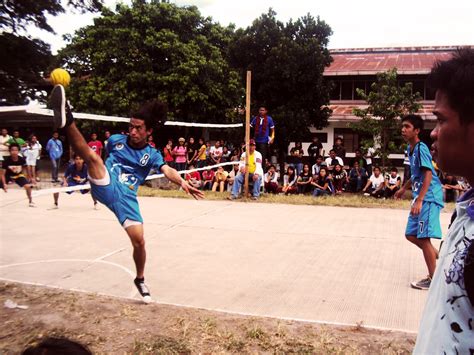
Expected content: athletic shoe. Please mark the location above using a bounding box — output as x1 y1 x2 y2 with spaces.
251 196 258 200
363 192 370 197
28 202 36 208
134 277 152 303
50 85 74 129
411 276 431 290
48 204 59 210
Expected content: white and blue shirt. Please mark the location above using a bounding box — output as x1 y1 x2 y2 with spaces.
106 134 165 192
407 141 443 206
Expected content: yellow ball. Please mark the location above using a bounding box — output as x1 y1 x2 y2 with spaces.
50 68 71 87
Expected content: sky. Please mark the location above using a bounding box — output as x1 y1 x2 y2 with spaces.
31 0 474 54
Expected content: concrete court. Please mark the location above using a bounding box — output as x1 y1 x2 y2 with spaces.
0 189 451 333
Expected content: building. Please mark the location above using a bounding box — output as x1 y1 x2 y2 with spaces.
308 46 466 161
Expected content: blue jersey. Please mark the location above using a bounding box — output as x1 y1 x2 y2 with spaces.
407 141 443 206
250 115 275 143
106 134 165 192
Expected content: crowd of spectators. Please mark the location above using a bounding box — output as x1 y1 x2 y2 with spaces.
0 127 470 202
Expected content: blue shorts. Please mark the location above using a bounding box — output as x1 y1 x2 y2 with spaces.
405 200 442 239
89 168 143 226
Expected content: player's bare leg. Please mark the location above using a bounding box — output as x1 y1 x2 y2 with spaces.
126 224 151 302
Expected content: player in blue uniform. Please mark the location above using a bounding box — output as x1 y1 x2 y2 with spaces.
396 114 444 290
49 85 204 302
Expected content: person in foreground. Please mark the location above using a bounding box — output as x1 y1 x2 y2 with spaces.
395 114 444 290
49 85 204 303
414 48 474 354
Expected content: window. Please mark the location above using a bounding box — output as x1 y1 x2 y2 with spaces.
334 128 360 153
330 81 341 100
354 81 366 99
341 81 353 100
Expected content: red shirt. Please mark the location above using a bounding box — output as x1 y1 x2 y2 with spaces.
186 171 201 181
88 140 103 156
202 170 215 181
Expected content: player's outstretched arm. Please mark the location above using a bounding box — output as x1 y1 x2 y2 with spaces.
161 165 204 200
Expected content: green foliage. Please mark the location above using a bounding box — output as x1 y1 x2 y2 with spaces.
229 9 333 148
58 2 243 122
350 68 422 168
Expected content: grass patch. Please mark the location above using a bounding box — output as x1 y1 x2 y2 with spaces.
133 336 191 354
138 186 455 211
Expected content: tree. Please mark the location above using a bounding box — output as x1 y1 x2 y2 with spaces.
229 9 333 154
350 68 422 169
58 1 243 123
0 0 103 105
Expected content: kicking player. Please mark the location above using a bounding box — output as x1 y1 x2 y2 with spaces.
395 114 444 290
49 85 204 302
414 48 474 354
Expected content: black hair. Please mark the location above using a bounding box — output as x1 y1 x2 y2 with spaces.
73 153 83 159
402 114 424 131
316 155 323 160
9 143 20 151
391 167 398 172
268 164 276 169
22 337 92 355
373 166 381 172
329 149 336 154
428 47 474 124
130 100 167 130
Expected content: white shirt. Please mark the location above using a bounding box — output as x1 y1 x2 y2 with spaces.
369 174 385 189
238 150 264 176
414 190 474 354
210 146 223 159
265 171 279 183
0 134 11 157
365 147 375 165
325 156 343 167
386 174 401 186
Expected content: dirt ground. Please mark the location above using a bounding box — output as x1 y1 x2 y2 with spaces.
0 282 416 354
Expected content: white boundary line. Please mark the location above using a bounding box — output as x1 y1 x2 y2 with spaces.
0 277 418 334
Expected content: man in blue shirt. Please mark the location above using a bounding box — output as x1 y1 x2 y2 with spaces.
250 106 275 166
46 131 63 183
396 114 444 290
49 85 204 303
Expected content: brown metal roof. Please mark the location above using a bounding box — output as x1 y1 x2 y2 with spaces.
328 103 435 122
324 46 466 76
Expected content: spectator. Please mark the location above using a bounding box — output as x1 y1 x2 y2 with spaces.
0 128 11 158
351 149 367 170
196 138 207 169
289 142 304 176
212 166 228 192
229 139 263 200
52 154 97 209
331 163 347 194
457 176 471 198
46 131 63 183
201 168 215 190
7 130 27 150
311 155 326 176
403 151 411 184
281 166 298 195
348 161 368 192
230 148 240 163
384 167 401 199
333 137 346 159
226 163 240 192
250 105 275 164
0 144 34 207
103 130 111 160
209 140 223 165
163 139 174 168
264 164 279 194
186 137 198 165
308 136 323 165
311 166 331 196
221 146 231 163
297 163 313 194
441 174 463 202
173 137 187 172
87 132 103 156
362 166 385 197
147 135 156 148
325 149 344 171
185 163 201 189
364 146 375 177
22 134 42 185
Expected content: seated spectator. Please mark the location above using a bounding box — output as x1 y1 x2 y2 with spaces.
311 166 331 197
201 168 215 190
52 154 97 209
289 143 304 176
362 166 385 198
226 163 240 192
212 166 228 192
209 140 223 165
348 161 368 192
264 164 279 194
333 137 346 159
185 163 201 189
442 173 463 202
324 149 344 171
281 166 298 195
228 139 263 200
221 146 231 163
384 167 401 198
331 163 347 194
297 163 313 194
311 155 325 176
351 149 367 170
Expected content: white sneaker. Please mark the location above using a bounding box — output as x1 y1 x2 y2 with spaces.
48 204 59 210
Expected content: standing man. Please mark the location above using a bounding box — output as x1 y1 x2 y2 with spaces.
395 114 444 290
308 136 323 165
414 48 474 354
46 131 63 183
49 85 203 302
88 133 103 157
0 128 11 159
103 130 111 160
250 106 275 165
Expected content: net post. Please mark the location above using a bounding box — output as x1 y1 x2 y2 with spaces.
244 71 251 197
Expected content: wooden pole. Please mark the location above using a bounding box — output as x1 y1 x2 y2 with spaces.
244 71 251 197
